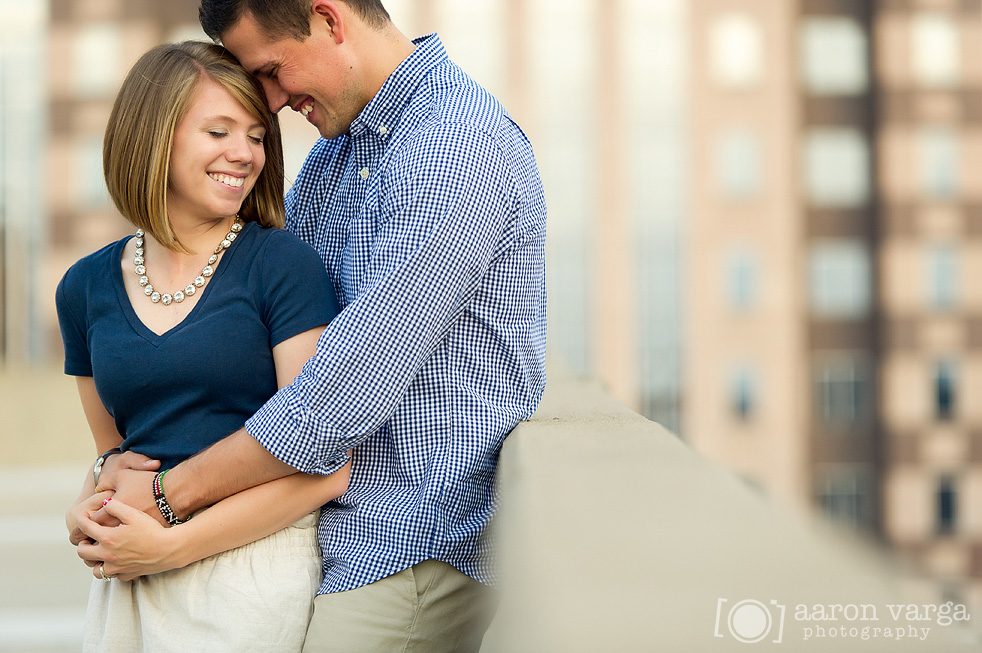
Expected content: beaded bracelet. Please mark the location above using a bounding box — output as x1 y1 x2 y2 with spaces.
152 469 189 526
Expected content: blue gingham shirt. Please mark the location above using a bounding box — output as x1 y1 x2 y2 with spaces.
245 34 547 593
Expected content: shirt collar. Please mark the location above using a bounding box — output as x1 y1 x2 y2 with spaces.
349 33 447 140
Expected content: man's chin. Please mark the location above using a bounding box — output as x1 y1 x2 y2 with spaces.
318 128 346 141
310 116 349 141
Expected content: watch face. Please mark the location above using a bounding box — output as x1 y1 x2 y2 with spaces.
94 449 120 485
94 453 108 485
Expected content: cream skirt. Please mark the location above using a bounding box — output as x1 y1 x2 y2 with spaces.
82 511 322 653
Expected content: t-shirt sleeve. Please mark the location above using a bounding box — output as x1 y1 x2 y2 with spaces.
259 229 341 348
55 267 93 377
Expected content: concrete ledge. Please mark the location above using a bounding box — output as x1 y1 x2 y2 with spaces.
483 373 979 652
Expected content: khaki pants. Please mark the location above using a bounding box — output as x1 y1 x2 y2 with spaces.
303 559 496 653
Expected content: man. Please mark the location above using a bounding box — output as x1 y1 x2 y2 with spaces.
84 0 546 649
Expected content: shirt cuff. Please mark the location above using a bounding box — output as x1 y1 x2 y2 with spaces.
245 385 348 476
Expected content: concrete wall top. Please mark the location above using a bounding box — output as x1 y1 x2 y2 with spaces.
482 372 979 652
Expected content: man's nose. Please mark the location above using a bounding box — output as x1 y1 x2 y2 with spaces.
260 78 289 113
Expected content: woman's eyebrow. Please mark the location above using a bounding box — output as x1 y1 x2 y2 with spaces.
202 115 265 130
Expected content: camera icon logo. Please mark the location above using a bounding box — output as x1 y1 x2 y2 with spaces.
714 598 786 644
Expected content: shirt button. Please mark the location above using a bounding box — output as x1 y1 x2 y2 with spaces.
379 125 389 136
359 167 370 179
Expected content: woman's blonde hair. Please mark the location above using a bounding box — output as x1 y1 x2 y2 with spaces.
103 40 285 252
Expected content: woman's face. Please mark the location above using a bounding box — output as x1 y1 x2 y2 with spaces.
167 76 266 226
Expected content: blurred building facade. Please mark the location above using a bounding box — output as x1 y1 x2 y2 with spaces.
687 0 982 608
0 1 48 363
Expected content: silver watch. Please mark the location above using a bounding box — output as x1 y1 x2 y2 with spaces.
93 448 122 486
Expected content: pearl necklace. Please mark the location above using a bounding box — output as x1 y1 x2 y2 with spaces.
133 216 243 306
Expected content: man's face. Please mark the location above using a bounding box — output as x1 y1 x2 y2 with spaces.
221 11 361 140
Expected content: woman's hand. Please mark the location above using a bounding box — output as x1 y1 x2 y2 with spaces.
66 491 115 547
76 498 183 582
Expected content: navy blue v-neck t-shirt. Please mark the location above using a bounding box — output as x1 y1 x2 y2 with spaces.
56 222 340 469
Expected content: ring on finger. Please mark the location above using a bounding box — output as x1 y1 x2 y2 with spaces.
99 563 114 582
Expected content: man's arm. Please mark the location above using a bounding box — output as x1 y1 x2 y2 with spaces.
98 327 327 519
169 429 297 517
96 428 294 523
78 454 351 581
245 124 520 474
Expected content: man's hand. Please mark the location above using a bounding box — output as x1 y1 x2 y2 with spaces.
76 498 181 582
95 468 167 527
96 450 160 490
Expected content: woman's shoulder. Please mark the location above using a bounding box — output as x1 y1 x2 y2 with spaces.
241 224 338 332
242 222 319 259
57 236 129 320
60 237 129 290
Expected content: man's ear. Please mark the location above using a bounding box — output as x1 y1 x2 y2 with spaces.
311 0 345 44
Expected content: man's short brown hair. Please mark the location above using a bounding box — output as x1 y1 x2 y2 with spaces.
199 0 391 42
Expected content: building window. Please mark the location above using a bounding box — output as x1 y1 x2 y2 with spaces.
803 128 870 207
911 13 960 88
709 14 763 89
725 247 758 311
73 23 123 98
716 129 761 200
934 359 957 421
800 17 868 95
816 467 872 530
814 352 872 426
729 365 757 421
920 128 960 200
809 241 872 318
937 476 957 535
926 243 958 311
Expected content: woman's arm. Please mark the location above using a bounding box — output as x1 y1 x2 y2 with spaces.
66 377 125 545
76 325 351 580
76 377 126 456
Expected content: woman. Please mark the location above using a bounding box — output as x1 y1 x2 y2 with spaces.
56 41 347 652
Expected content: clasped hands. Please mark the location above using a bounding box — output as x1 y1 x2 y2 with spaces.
67 452 179 582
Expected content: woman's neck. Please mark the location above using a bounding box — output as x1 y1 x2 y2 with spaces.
145 215 236 276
